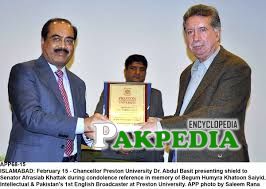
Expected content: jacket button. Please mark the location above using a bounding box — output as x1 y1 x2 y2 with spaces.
61 145 65 149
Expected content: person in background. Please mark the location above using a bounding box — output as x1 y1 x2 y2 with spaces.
95 54 164 162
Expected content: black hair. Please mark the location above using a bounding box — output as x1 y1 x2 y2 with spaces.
125 54 148 69
41 18 77 40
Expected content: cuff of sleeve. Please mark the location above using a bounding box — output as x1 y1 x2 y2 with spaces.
82 134 94 147
75 118 85 134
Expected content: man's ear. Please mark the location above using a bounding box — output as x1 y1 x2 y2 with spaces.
214 28 221 42
124 68 126 80
41 38 45 49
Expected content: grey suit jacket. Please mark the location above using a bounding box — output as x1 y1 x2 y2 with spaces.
94 87 164 162
161 46 251 162
5 55 87 162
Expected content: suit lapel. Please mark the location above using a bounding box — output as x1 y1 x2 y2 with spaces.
35 56 66 108
183 47 227 114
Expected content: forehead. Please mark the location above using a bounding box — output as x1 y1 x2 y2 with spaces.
185 16 212 28
47 21 74 37
129 61 146 67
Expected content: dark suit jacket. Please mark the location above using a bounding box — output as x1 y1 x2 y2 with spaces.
5 55 87 162
161 46 251 162
94 88 164 162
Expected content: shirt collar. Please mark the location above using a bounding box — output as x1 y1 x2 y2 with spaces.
47 62 67 78
191 46 221 72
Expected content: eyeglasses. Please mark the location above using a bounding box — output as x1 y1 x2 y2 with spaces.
49 35 75 46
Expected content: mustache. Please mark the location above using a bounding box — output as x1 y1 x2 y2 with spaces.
192 42 203 47
54 48 69 54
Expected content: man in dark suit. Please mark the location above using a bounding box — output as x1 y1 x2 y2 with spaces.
94 54 164 161
143 4 251 161
5 18 106 162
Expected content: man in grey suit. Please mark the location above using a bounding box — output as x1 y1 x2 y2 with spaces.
5 18 106 162
143 4 251 161
94 54 164 161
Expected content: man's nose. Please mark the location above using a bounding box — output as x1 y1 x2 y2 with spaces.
193 30 200 41
60 39 67 48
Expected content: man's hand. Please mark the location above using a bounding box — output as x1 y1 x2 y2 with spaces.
140 117 159 131
84 113 108 139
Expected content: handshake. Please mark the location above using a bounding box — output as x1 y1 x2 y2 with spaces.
83 114 159 140
83 113 108 139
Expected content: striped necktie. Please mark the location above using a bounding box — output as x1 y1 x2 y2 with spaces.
55 69 73 156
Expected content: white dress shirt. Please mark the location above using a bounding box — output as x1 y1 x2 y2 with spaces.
48 63 93 157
